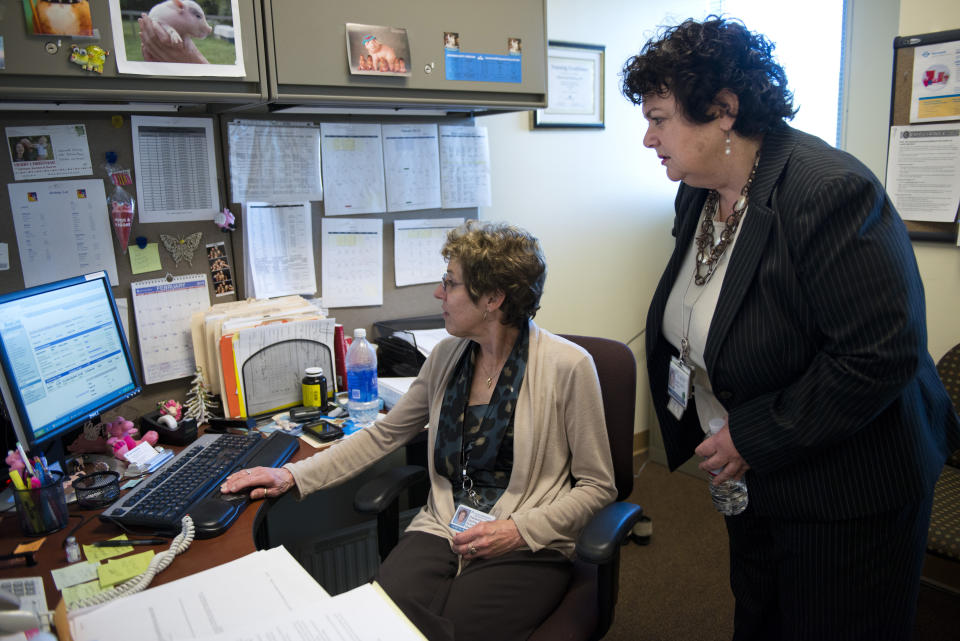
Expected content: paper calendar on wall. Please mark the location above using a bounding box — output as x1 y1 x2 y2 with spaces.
131 274 211 384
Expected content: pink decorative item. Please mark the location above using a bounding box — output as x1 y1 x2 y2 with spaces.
158 399 183 422
108 187 135 254
5 450 25 473
215 208 235 232
104 416 159 460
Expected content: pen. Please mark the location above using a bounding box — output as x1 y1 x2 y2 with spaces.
15 443 35 478
92 538 168 547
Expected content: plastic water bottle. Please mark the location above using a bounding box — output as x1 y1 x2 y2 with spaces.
707 418 748 516
346 328 379 426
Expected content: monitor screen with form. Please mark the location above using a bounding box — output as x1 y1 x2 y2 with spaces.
0 271 141 453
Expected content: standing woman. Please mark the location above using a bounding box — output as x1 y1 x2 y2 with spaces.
622 16 960 641
222 221 616 641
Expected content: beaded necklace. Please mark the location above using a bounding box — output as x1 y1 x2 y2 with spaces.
693 151 761 286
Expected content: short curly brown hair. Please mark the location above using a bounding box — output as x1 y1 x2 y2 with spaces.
441 220 546 329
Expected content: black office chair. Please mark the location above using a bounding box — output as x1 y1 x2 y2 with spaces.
354 334 644 640
924 342 960 594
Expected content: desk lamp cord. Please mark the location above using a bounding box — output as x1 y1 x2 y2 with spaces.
68 515 195 611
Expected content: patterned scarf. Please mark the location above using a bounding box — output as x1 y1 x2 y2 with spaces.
434 325 529 510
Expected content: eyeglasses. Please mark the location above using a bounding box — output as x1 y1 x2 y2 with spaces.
440 273 462 292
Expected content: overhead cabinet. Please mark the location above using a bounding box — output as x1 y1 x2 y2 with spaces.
0 0 268 109
262 0 547 113
0 0 546 114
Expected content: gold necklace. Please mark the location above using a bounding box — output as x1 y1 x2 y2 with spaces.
694 151 761 286
478 353 506 388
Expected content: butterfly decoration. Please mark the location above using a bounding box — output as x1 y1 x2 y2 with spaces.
160 232 203 266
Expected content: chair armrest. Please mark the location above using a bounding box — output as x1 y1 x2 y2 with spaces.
354 465 427 514
575 501 644 564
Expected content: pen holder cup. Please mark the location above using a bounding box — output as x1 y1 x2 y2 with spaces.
73 471 121 510
13 470 68 537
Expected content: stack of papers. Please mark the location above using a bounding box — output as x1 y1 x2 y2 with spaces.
190 297 336 418
68 546 425 641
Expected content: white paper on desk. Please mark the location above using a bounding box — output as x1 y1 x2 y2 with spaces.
190 582 426 641
320 122 387 215
68 547 330 641
5 124 92 181
132 115 221 222
131 274 211 384
439 125 492 208
885 124 960 222
321 217 383 308
228 120 323 202
383 123 442 212
394 217 464 286
242 202 317 298
6 179 119 287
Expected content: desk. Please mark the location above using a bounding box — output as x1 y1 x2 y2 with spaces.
0 429 427 637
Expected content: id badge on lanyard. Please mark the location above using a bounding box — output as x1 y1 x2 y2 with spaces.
667 353 693 420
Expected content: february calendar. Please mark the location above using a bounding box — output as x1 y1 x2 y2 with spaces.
131 274 210 384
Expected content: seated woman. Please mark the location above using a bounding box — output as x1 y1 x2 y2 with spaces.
221 220 617 641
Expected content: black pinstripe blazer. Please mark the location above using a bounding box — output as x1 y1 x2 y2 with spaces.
646 123 960 520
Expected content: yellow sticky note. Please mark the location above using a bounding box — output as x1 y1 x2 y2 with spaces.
63 579 107 610
129 242 162 274
83 535 132 562
14 538 46 554
98 549 154 589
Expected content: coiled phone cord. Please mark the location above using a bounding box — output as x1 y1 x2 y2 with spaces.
68 515 195 611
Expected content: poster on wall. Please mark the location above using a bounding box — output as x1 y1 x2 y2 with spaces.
910 39 960 123
108 0 245 77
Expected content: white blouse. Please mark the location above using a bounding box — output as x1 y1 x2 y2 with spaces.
661 205 748 434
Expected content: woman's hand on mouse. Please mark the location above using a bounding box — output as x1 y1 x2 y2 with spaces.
220 466 294 500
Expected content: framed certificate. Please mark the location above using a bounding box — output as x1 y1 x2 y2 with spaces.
532 41 605 129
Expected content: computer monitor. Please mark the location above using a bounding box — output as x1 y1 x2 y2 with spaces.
0 271 141 456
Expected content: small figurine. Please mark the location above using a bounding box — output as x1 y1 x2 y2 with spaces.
215 208 236 232
104 416 158 460
5 450 25 474
84 45 109 74
69 44 109 74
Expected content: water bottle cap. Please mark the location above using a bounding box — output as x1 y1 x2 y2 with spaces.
354 328 366 339
708 418 726 435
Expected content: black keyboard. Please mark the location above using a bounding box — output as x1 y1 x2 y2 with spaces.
99 431 299 539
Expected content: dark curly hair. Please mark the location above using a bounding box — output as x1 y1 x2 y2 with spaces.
441 220 546 329
621 16 796 136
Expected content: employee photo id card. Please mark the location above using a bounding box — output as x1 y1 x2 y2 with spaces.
449 504 495 532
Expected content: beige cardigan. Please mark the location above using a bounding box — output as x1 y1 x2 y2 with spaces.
284 321 617 558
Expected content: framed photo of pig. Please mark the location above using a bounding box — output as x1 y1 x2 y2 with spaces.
346 23 412 77
108 0 246 77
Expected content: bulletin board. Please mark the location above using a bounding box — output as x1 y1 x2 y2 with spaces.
0 110 477 417
889 28 960 242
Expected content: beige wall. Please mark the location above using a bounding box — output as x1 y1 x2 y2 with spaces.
482 0 960 437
